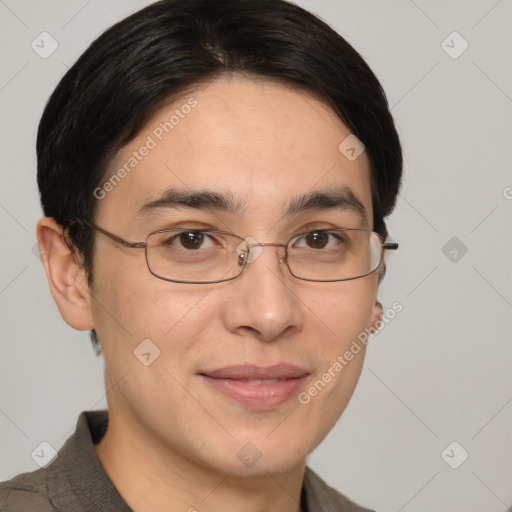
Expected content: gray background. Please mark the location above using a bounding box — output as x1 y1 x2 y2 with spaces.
0 1 510 511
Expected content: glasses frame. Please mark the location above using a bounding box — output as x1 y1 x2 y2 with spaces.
74 220 398 284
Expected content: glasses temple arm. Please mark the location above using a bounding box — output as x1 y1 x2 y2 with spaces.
71 219 146 248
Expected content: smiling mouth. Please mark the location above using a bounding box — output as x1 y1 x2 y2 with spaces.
199 364 309 409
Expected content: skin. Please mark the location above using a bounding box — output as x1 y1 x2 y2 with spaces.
37 77 383 512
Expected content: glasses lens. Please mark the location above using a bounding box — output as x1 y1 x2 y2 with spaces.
146 230 247 283
145 228 383 283
286 229 383 281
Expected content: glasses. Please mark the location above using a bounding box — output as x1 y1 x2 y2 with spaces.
77 220 398 284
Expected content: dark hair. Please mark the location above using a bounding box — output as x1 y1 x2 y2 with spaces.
37 0 402 351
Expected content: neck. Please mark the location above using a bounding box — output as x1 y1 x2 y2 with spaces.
94 409 306 512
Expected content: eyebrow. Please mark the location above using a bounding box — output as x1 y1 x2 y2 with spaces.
138 189 248 216
284 186 368 224
137 186 368 224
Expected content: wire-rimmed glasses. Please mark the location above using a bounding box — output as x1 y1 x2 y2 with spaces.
76 220 398 284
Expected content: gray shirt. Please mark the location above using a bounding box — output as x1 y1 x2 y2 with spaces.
0 411 374 512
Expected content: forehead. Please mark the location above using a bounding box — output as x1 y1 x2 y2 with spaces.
95 77 373 229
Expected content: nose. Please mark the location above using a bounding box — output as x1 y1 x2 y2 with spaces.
220 243 303 343
238 242 287 265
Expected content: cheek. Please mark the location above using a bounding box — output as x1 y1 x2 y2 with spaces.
306 280 377 350
296 285 377 435
300 281 377 402
92 283 219 415
105 284 217 342
91 249 217 365
291 309 373 455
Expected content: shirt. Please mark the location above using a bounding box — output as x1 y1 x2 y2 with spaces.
0 411 374 512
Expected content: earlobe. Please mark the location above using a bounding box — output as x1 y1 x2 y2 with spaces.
36 217 94 331
369 300 383 331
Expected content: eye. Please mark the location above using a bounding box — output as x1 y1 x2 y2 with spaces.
165 231 216 250
305 231 329 249
294 230 343 250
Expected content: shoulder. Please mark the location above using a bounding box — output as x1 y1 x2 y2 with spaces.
0 411 128 512
303 466 376 512
0 468 57 512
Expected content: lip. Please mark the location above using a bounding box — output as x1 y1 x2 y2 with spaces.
199 364 309 410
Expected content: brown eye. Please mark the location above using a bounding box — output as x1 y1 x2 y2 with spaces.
178 231 205 250
304 231 329 249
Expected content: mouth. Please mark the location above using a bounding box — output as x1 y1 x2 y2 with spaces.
199 364 309 409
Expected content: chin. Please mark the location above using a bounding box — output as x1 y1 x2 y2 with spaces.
218 433 316 477
217 453 306 479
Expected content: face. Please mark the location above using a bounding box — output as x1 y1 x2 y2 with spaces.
88 77 381 476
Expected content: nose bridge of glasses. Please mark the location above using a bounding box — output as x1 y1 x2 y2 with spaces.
239 241 287 265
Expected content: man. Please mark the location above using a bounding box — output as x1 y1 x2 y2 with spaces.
0 0 402 510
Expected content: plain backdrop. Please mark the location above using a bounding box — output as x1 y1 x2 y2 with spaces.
0 1 511 511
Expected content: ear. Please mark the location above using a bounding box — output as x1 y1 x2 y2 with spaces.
36 217 94 331
369 300 383 331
